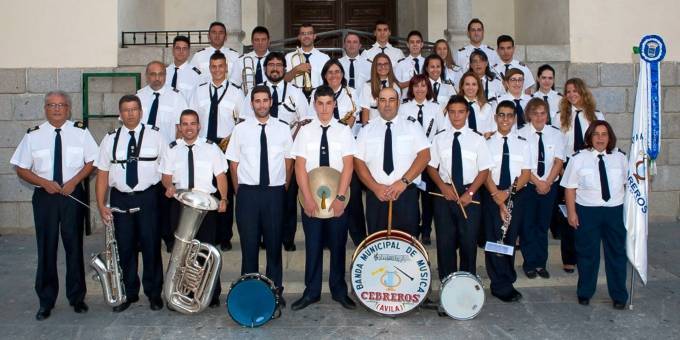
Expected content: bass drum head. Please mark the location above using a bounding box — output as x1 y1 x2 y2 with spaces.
440 272 485 320
226 274 277 327
351 234 431 316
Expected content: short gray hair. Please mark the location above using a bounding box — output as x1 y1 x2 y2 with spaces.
44 91 72 108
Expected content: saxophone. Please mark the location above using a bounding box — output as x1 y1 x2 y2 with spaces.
339 86 357 125
89 207 128 307
164 190 221 314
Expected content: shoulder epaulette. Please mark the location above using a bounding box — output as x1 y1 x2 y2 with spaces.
197 47 206 52
205 139 214 144
192 66 202 75
444 79 454 86
618 148 626 155
397 57 405 63
557 92 563 96
452 65 462 72
107 129 117 135
366 58 373 63
27 125 40 134
517 135 526 141
172 87 180 93
571 150 582 157
231 82 242 90
151 126 160 131
169 141 177 148
493 63 499 68
486 131 496 139
278 119 289 126
73 121 86 129
229 48 237 52
290 83 301 89
488 97 497 102
434 129 446 136
473 130 483 136
407 116 416 123
198 82 208 87
550 125 560 130
402 98 409 104
458 47 465 52
238 54 244 58
519 61 526 67
488 46 495 51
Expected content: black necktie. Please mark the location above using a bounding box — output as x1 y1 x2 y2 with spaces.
259 124 269 186
433 82 440 98
598 154 611 201
381 80 387 88
574 110 584 152
255 57 263 84
171 67 179 90
383 122 394 175
543 95 551 125
484 77 489 100
147 92 160 126
208 85 220 141
414 58 420 74
380 47 386 54
499 136 510 190
333 91 341 119
303 53 311 63
187 144 195 190
504 64 511 77
349 59 355 88
271 85 279 118
452 131 464 193
320 126 330 166
467 101 477 131
416 104 424 125
514 99 525 129
53 128 63 185
126 131 139 189
537 131 545 177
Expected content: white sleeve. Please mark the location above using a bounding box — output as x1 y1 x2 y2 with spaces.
560 156 580 189
224 127 240 162
9 134 32 169
428 136 441 168
82 129 99 163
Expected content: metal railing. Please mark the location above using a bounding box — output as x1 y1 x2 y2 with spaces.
121 30 211 48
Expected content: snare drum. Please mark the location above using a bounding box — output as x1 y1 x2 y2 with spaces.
439 271 485 320
351 230 432 316
226 273 281 327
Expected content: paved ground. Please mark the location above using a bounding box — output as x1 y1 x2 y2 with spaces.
0 222 679 339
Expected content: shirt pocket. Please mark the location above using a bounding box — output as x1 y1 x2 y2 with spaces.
65 146 84 167
329 141 342 160
31 149 51 172
396 135 414 155
608 168 624 190
578 168 596 189
195 160 212 176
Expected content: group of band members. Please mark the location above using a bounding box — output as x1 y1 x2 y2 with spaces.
11 17 632 321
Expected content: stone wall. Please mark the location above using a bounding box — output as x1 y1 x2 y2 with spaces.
0 45 678 233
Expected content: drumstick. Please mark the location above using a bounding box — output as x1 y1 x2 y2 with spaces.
394 265 414 281
428 192 480 204
445 172 468 220
387 200 393 235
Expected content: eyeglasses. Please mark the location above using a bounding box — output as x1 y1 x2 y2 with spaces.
496 112 516 119
376 62 391 68
508 77 524 83
46 103 68 109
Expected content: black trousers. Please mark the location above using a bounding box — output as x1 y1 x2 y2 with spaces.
418 172 434 238
483 189 527 296
235 185 285 288
346 172 367 246
521 182 558 271
432 186 481 279
282 172 299 246
553 185 577 265
169 197 222 299
111 187 163 300
300 212 349 300
216 169 235 248
365 184 419 236
156 183 174 250
32 186 87 309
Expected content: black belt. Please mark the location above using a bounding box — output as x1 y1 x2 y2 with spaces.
112 186 155 196
111 157 158 164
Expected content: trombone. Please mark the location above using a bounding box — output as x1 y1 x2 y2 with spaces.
290 48 312 93
241 56 255 94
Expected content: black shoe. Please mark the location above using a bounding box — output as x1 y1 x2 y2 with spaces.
35 307 51 321
524 269 537 279
333 295 356 310
291 296 319 311
421 297 438 310
209 297 220 308
279 295 287 308
422 235 432 245
149 297 163 311
613 301 626 310
220 241 232 251
493 289 521 303
72 301 89 313
165 241 174 253
563 265 575 273
113 301 132 313
284 243 296 252
512 289 523 301
536 268 550 279
578 297 590 306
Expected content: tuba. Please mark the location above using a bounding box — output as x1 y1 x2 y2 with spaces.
241 56 255 94
164 190 222 314
90 207 128 307
290 48 312 93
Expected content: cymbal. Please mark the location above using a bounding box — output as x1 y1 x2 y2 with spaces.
298 166 350 219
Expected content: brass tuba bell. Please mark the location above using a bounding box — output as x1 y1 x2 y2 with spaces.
298 166 350 219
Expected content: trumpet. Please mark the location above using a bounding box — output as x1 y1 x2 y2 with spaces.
339 86 357 125
290 48 312 93
242 56 255 94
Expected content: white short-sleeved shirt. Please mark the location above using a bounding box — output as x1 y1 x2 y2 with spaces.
428 127 493 185
398 99 444 141
225 117 293 186
160 137 227 193
363 42 405 66
359 80 402 121
495 93 533 129
455 44 501 72
11 120 98 183
534 89 562 124
486 132 532 186
355 115 430 185
429 77 457 109
395 55 425 83
554 107 605 157
285 47 331 89
339 55 371 95
464 98 496 134
518 124 565 182
444 65 465 89
95 124 163 192
492 59 536 91
482 74 506 101
189 46 241 85
234 50 270 92
189 79 245 140
137 85 187 144
560 148 628 207
165 61 203 102
243 80 311 127
291 118 357 173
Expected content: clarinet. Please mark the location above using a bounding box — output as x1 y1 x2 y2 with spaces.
498 177 519 245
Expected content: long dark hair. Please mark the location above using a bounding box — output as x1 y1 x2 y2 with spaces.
584 120 617 153
469 50 496 80
321 58 347 88
536 64 556 91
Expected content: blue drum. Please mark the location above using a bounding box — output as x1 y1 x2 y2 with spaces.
226 273 281 327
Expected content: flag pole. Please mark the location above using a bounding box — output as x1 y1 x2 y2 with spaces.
629 264 636 310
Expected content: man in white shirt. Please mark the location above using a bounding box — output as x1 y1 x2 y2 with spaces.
455 18 501 72
493 35 535 94
235 26 271 94
284 24 330 97
190 22 240 85
395 30 426 90
165 36 202 101
362 20 405 66
339 32 371 96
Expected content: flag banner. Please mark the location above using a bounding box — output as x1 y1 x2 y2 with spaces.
624 35 666 285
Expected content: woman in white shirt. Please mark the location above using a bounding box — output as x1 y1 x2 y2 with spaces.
457 71 495 137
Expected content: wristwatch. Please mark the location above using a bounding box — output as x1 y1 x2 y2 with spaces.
335 194 346 202
400 177 410 185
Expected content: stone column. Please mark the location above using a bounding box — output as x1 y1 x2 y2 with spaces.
217 0 245 53
445 0 472 50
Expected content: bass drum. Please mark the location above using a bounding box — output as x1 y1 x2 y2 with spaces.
350 230 432 317
439 271 485 320
226 273 281 327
